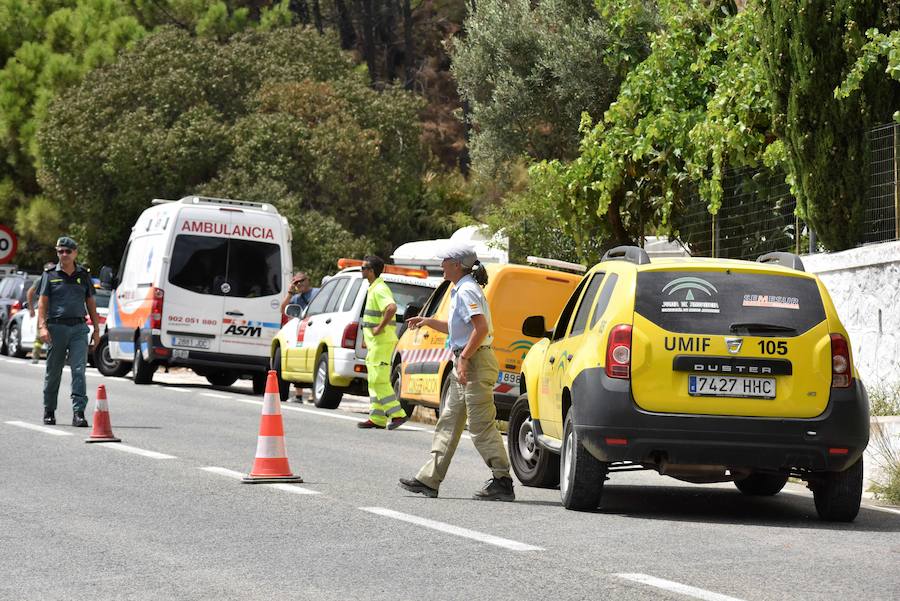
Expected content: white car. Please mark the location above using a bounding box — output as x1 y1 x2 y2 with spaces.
270 262 440 407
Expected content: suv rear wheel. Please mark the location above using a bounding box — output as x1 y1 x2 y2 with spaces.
734 473 789 496
508 394 559 488
7 322 25 358
813 458 863 522
133 345 156 385
560 411 607 511
313 351 342 409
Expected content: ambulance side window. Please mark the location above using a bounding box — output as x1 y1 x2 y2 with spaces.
551 275 588 341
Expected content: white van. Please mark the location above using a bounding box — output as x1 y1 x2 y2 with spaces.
101 196 292 393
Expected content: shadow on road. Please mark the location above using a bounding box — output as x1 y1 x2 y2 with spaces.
593 484 900 532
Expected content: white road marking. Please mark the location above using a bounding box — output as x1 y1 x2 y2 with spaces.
199 466 319 494
616 574 746 601
200 392 231 399
164 387 191 393
98 443 176 459
28 363 43 368
359 507 543 552
5 421 73 436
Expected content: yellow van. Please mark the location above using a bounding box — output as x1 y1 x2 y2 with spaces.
391 262 581 419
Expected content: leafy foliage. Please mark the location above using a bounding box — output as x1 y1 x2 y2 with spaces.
836 27 900 122
37 27 468 278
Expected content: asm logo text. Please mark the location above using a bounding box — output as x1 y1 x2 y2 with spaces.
225 324 262 337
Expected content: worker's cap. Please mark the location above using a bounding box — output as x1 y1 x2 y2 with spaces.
440 242 478 269
56 236 78 250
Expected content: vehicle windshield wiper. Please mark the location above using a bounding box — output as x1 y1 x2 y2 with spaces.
729 322 797 334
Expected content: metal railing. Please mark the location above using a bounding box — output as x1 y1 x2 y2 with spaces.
676 122 899 259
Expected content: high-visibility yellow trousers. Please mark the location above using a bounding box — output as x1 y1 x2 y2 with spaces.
366 359 406 427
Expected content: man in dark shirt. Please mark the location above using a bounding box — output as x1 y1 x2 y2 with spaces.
279 272 319 316
38 237 101 426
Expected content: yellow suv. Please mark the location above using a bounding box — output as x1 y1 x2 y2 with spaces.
512 247 869 521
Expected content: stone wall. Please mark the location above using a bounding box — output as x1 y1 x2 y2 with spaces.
803 241 900 391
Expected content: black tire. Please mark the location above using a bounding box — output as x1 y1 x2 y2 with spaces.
734 473 789 496
7 322 25 359
312 351 342 409
0 321 8 355
813 458 863 522
391 363 416 419
437 372 451 417
251 372 267 395
508 393 560 488
95 336 130 377
560 411 607 511
272 349 291 402
133 344 156 384
206 371 238 387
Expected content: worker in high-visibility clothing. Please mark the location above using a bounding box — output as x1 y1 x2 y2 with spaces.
357 255 408 430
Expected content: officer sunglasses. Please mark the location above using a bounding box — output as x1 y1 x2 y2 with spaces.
56 248 73 255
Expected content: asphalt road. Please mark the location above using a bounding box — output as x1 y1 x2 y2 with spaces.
2 356 899 601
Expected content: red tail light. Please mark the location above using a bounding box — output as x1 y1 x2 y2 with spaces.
150 287 164 330
605 324 632 379
9 300 21 317
296 318 309 344
342 322 359 349
281 312 290 326
830 333 852 388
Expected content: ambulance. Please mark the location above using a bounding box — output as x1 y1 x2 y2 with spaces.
100 196 292 393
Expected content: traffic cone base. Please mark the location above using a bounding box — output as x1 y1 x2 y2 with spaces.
243 370 302 483
85 385 121 443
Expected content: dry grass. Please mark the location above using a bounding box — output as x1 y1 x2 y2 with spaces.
867 419 900 505
869 383 900 416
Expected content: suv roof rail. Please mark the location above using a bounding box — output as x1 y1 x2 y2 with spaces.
526 256 587 273
601 245 651 265
756 252 805 272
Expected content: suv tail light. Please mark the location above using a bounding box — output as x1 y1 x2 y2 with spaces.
9 300 21 317
150 288 164 330
342 322 359 349
830 333 852 388
605 324 632 379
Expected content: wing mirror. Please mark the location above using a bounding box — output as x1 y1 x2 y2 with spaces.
284 304 304 319
522 315 549 338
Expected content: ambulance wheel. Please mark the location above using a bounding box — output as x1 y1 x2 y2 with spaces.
272 350 291 402
132 345 156 385
251 372 267 395
391 364 416 419
734 473 788 496
313 351 342 409
560 411 607 511
96 336 130 377
508 394 559 488
813 458 863 522
206 371 238 387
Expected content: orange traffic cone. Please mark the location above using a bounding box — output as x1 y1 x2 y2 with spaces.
243 370 303 483
85 384 121 443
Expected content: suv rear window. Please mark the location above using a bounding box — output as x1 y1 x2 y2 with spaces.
635 270 826 336
385 282 435 319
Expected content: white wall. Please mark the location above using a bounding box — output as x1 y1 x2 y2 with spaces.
803 241 900 391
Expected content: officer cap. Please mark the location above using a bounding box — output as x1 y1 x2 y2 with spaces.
440 242 478 269
56 236 78 250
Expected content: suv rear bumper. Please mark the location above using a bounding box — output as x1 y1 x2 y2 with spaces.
570 368 870 473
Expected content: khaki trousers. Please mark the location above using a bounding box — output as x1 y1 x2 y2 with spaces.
416 347 510 490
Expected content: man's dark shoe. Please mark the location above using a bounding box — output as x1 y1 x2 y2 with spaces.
398 477 438 498
72 411 89 428
473 477 515 502
43 410 56 425
387 417 407 430
357 419 384 429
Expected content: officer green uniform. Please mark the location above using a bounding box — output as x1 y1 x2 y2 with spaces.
361 277 406 427
40 241 94 418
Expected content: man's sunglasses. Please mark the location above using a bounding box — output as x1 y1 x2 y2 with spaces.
56 249 73 255
361 265 372 271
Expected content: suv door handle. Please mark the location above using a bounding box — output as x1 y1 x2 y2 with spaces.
325 318 332 324
226 311 244 317
548 356 555 364
567 354 574 361
422 332 430 338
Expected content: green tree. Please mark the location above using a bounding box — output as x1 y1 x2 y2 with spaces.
836 27 900 122
758 0 900 250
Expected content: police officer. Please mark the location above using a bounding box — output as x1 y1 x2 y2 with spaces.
38 237 101 426
399 243 514 501
357 256 407 430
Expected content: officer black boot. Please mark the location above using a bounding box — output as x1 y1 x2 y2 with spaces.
43 410 56 425
473 477 515 501
72 411 89 428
